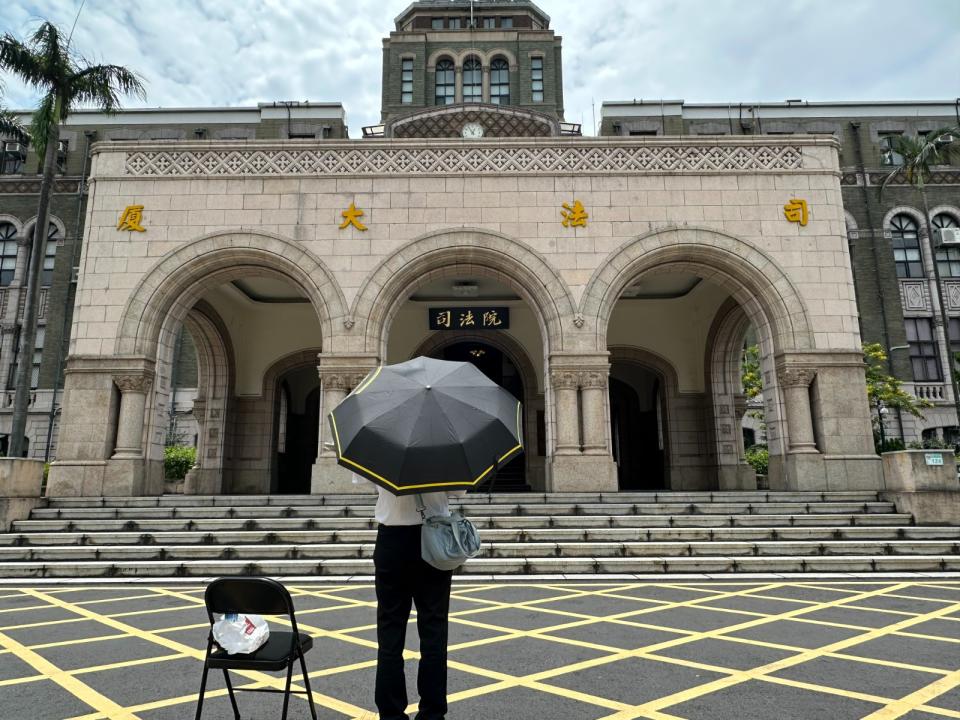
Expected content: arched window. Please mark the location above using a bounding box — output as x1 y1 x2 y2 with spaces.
462 57 482 102
934 213 960 278
434 58 455 105
38 223 60 287
0 223 17 287
490 57 510 105
890 214 922 278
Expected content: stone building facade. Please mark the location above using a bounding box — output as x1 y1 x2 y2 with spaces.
601 100 960 444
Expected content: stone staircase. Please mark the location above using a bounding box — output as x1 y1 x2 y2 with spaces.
2 491 960 578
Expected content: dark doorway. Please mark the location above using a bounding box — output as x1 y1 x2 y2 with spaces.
609 367 666 490
427 340 527 490
273 367 320 493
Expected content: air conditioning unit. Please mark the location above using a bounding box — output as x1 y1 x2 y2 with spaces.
938 228 960 246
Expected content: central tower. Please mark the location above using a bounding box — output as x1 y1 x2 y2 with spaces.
370 0 575 138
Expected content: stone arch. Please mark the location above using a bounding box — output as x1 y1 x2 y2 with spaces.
427 49 458 69
581 225 814 354
882 206 925 231
486 48 518 69
0 214 23 235
22 214 66 241
930 205 960 226
843 210 859 234
352 228 575 357
115 230 346 357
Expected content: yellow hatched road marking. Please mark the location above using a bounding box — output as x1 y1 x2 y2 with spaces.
0 628 139 720
20 588 369 719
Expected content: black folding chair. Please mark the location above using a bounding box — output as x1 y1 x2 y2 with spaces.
195 577 318 720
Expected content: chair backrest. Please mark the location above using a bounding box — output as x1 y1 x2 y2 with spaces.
204 577 294 619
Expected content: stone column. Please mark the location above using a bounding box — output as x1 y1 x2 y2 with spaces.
183 397 206 494
580 370 609 454
777 367 818 454
112 374 152 458
546 358 618 492
551 370 580 455
454 67 463 103
104 373 153 496
311 353 380 494
481 64 491 103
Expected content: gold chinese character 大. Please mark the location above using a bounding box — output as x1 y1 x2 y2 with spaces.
482 310 502 327
560 200 589 228
458 310 476 327
339 202 368 231
117 205 146 232
435 310 452 328
783 198 809 227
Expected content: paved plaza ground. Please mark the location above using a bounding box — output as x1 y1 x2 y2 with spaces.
0 579 958 719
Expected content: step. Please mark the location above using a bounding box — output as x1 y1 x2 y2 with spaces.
11 513 915 535
41 491 885 509
2 554 958 579
2 539 957 563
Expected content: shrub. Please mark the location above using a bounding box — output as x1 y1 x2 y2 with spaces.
745 444 769 477
876 438 906 453
164 445 197 480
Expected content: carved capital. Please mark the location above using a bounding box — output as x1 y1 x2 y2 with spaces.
0 323 17 334
551 370 580 390
777 367 816 388
580 370 608 389
321 371 369 391
113 374 152 394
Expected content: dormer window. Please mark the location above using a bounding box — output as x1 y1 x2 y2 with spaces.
483 17 496 29
449 17 461 29
501 17 513 28
431 17 444 29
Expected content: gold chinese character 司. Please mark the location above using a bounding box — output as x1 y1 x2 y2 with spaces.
482 310 502 327
783 198 809 227
117 205 145 232
458 310 475 327
435 310 452 328
560 200 588 228
339 202 368 231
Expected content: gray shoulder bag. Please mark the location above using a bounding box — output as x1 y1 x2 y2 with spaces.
415 494 481 571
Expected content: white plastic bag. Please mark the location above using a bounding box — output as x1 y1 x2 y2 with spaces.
212 613 270 655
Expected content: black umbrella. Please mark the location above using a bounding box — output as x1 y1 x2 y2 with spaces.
328 356 523 495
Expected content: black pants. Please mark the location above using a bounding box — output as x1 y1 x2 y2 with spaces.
374 524 453 720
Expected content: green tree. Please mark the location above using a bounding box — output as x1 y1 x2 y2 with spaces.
863 342 930 449
0 22 144 456
0 80 27 140
879 127 960 426
741 344 764 422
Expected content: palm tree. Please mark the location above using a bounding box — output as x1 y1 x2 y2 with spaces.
0 80 27 141
0 22 144 457
879 127 960 427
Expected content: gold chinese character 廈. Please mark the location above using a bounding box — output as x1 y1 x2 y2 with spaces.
560 200 588 228
458 310 475 327
783 198 809 227
482 310 502 327
339 202 368 231
435 310 452 328
117 205 146 232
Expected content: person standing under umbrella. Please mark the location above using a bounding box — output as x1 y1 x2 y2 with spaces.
329 357 523 720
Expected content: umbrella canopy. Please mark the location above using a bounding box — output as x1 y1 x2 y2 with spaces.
328 356 523 495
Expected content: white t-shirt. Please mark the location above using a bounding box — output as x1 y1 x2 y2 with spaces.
355 474 466 525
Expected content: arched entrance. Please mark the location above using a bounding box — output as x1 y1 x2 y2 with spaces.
273 365 321 494
417 338 529 489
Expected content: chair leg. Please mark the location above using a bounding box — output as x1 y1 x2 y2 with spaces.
280 660 294 720
194 661 210 720
299 650 318 720
222 669 241 720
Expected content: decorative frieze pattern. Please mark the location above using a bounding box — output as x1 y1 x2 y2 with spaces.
124 144 804 177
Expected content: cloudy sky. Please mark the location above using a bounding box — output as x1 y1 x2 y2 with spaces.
1 0 958 136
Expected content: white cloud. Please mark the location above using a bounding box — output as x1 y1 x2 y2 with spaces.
1 0 958 137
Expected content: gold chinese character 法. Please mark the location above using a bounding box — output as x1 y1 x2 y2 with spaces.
482 310 502 327
783 198 809 227
458 310 475 328
339 202 368 231
117 205 145 232
561 200 588 228
435 310 452 328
